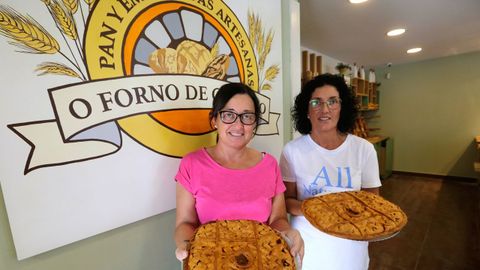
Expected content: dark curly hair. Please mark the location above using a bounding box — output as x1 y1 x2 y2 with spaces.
209 82 261 128
292 73 358 135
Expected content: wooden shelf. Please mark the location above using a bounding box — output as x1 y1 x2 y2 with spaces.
367 135 388 144
475 136 480 173
350 77 378 110
475 162 480 173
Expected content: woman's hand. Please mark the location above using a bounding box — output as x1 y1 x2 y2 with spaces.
282 228 304 263
174 184 198 261
175 246 188 261
175 240 190 261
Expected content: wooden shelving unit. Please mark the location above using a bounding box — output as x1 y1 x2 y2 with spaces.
301 50 322 87
350 78 379 111
350 76 381 140
336 70 392 179
475 136 480 176
350 76 391 179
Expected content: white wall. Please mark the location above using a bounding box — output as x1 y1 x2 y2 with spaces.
375 51 480 178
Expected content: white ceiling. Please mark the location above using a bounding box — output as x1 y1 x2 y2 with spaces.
299 0 480 68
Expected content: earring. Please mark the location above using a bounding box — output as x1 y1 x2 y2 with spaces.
214 125 217 128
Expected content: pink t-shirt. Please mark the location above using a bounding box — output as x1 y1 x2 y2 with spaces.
175 148 286 224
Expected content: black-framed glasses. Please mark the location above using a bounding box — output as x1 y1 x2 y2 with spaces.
309 97 342 110
219 111 257 125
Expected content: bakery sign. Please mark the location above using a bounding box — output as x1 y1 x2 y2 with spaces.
6 0 280 174
0 0 283 259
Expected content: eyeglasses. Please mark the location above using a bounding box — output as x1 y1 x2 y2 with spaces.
219 111 257 125
309 97 342 110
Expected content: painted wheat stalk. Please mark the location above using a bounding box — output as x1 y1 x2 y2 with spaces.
265 65 279 81
258 29 273 72
0 6 59 54
62 0 79 14
248 10 257 49
262 64 279 90
84 0 97 10
42 0 77 40
248 11 279 91
36 61 81 78
254 21 263 56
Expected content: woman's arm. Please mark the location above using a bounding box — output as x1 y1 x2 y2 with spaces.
268 193 304 260
174 183 199 260
361 144 381 196
279 152 304 216
284 182 303 216
268 193 289 231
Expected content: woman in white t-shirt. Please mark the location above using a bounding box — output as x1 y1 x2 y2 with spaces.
280 73 381 270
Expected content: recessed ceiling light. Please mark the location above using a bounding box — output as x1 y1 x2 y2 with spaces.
349 0 369 4
407 48 422 54
387 28 406 37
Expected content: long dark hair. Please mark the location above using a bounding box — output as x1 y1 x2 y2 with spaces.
292 73 358 134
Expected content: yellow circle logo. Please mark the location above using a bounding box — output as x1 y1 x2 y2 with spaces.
84 0 259 157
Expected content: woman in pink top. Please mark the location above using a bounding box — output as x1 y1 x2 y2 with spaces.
174 82 304 262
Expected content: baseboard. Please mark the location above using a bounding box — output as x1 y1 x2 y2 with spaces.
392 171 478 184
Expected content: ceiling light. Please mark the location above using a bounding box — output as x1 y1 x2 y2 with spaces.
387 28 406 37
349 0 368 4
407 48 422 54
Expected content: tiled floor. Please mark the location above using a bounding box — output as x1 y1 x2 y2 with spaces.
368 174 480 270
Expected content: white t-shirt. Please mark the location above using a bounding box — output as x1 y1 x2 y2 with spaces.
280 134 381 270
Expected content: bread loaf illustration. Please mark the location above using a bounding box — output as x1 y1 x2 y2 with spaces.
148 40 230 78
148 48 178 73
202 54 230 79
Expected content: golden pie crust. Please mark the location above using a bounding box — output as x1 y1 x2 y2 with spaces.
184 220 296 270
302 191 407 241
